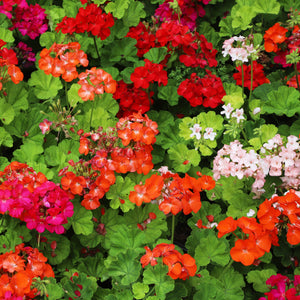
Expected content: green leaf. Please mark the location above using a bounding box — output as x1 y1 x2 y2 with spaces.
62 0 82 17
0 230 23 254
67 83 83 107
194 230 230 266
70 201 94 235
6 81 28 113
0 28 14 43
123 204 167 243
168 143 201 173
212 267 245 300
231 3 257 30
219 16 242 37
13 140 44 163
44 139 79 168
222 93 244 109
104 223 146 256
103 250 142 285
106 175 136 212
0 127 13 147
167 282 188 299
253 0 280 14
157 84 180 106
28 70 63 99
263 86 300 117
247 269 277 293
143 264 175 300
61 271 98 299
144 47 168 64
44 277 64 300
132 283 149 299
0 97 15 125
249 124 278 150
291 119 300 136
78 231 103 248
122 0 146 27
77 253 103 278
101 38 138 63
39 233 71 265
105 0 131 18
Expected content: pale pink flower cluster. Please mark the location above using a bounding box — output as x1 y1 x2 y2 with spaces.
222 36 256 63
213 134 300 196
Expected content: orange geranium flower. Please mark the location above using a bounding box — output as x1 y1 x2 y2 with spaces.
217 217 238 238
1 253 25 273
286 224 300 245
230 238 262 266
10 270 32 297
264 23 288 52
140 246 158 268
7 65 23 84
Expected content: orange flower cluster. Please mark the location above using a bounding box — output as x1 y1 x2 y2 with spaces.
0 161 47 193
217 190 300 266
129 170 215 215
264 23 288 53
140 243 197 280
77 67 117 101
0 243 54 299
39 42 89 82
0 40 23 91
60 113 159 210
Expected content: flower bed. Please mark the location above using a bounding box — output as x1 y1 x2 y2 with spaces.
0 0 299 299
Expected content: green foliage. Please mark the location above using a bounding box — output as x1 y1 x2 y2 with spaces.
106 175 136 212
28 70 63 99
70 201 94 235
247 269 277 293
143 264 175 300
262 86 300 117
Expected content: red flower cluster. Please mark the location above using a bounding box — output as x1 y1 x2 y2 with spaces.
264 22 288 53
129 170 215 216
217 190 300 266
10 3 48 39
0 162 74 234
156 21 218 68
233 61 270 90
140 243 197 280
113 80 154 117
177 70 225 108
77 67 117 101
0 243 54 299
60 113 159 210
39 42 89 82
130 59 168 89
155 0 210 32
55 3 114 40
0 40 23 91
126 22 156 57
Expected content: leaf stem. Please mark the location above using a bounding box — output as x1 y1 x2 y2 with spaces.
294 63 300 92
89 99 96 130
249 59 253 101
93 36 101 62
241 64 244 97
171 214 175 244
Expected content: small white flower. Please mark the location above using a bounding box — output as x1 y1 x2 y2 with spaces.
220 103 234 119
231 108 245 124
203 127 217 141
246 209 256 217
190 124 202 140
252 107 261 115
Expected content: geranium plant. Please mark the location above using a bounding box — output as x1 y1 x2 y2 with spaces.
0 0 299 299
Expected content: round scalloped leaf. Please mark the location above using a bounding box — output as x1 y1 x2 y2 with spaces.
168 143 201 173
222 93 244 109
263 86 300 117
